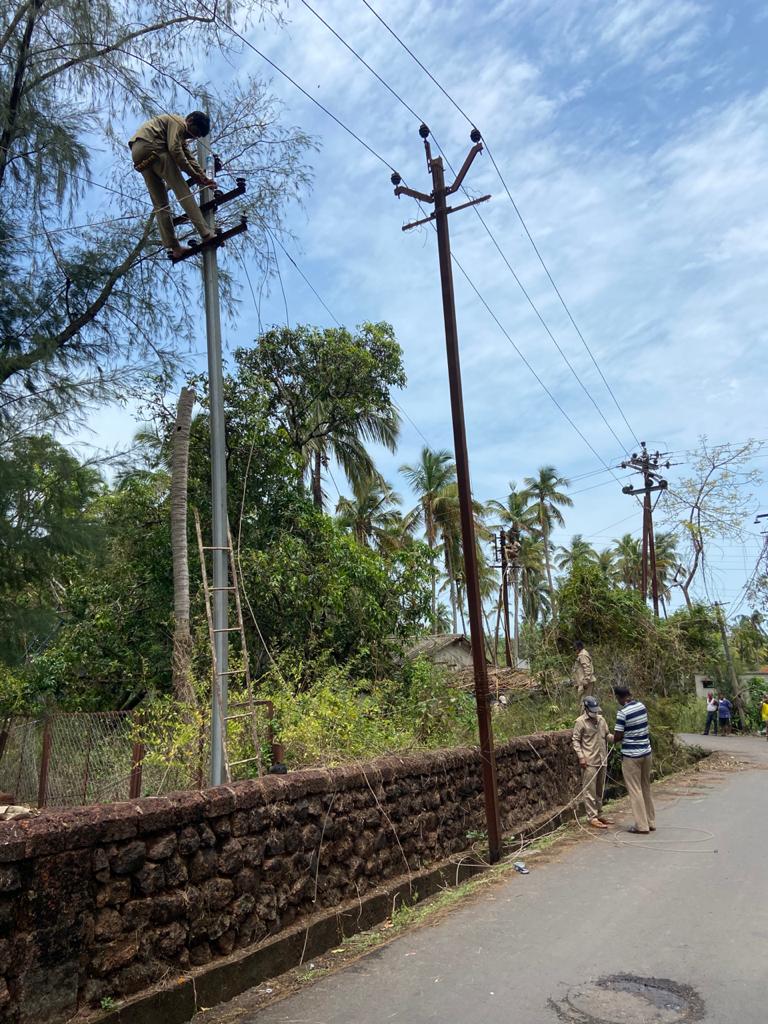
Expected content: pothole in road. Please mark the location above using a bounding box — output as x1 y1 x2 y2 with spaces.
549 974 705 1023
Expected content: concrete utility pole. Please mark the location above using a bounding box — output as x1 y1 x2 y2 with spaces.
198 135 229 786
499 529 513 668
620 443 670 616
392 124 502 862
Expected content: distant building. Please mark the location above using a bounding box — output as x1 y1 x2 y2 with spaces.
405 634 477 669
694 667 768 700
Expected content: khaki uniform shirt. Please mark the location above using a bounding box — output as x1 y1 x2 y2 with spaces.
572 713 610 766
572 648 596 689
129 114 205 180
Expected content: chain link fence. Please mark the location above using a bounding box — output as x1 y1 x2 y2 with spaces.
0 712 202 808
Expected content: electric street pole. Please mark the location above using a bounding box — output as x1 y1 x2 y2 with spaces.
499 529 513 668
198 134 229 785
392 124 502 862
621 443 669 616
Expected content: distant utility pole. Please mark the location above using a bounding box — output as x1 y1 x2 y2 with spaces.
492 528 521 669
620 443 670 616
492 529 513 668
391 124 502 863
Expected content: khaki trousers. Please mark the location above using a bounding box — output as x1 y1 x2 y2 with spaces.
130 140 210 247
621 754 655 832
582 764 606 820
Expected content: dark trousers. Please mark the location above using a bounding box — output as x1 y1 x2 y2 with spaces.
704 711 718 735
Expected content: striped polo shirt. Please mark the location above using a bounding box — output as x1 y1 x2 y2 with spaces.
614 699 651 758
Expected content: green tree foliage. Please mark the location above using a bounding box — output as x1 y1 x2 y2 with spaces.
0 0 312 438
231 323 404 508
0 433 102 663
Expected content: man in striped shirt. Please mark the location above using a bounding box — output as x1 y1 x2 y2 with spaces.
613 686 655 834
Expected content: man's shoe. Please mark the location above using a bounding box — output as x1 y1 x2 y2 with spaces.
589 819 608 829
627 826 649 834
597 816 615 825
169 244 193 259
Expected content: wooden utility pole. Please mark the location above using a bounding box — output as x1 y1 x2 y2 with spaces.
621 443 669 616
392 124 502 862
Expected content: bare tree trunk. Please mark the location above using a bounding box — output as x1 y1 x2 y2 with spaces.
311 450 323 508
542 518 557 623
171 387 197 706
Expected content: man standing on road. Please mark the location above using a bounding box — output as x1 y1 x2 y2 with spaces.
613 686 655 835
760 695 768 740
704 692 719 735
717 693 733 736
572 697 614 829
572 640 596 697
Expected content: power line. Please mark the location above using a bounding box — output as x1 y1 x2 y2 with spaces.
357 0 641 449
298 0 632 457
198 2 630 474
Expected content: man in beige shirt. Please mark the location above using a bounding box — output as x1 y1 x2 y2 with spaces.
572 696 614 829
572 640 596 697
129 110 217 258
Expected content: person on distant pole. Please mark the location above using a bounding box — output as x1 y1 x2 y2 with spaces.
613 686 655 834
572 640 596 697
572 696 614 829
129 111 218 259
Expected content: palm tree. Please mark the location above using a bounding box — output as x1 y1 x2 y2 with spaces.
613 534 642 590
303 400 400 509
400 447 456 627
555 534 597 572
519 535 549 624
335 476 404 550
596 548 615 577
523 466 573 618
487 483 538 537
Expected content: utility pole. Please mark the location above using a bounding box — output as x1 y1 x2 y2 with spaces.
199 134 229 786
493 529 513 668
392 124 502 862
620 443 670 616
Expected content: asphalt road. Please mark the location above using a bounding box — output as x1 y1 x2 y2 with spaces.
242 734 768 1024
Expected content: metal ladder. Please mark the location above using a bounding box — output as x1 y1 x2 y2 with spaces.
194 510 263 782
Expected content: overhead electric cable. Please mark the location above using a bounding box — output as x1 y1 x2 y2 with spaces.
298 0 631 456
192 2 626 472
357 0 642 449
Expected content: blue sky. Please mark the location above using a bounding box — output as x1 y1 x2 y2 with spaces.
79 0 768 613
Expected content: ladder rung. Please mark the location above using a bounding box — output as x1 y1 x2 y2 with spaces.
210 586 236 591
213 627 241 633
218 670 247 677
202 545 231 551
229 756 260 767
226 713 251 722
228 701 250 708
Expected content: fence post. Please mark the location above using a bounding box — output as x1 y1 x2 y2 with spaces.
37 717 53 808
129 736 145 800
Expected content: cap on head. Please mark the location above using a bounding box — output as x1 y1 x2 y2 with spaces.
583 696 600 715
186 110 210 137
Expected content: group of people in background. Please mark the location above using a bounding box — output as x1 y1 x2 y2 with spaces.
570 641 655 835
703 692 733 735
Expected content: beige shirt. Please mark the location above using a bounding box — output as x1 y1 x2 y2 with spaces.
129 114 205 180
572 713 611 766
572 647 596 688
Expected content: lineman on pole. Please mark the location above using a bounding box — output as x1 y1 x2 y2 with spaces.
129 110 218 259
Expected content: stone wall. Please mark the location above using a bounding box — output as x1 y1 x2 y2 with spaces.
0 731 579 1023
